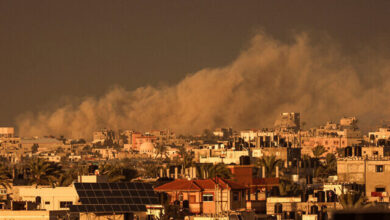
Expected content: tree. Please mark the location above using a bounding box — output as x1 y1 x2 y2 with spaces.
0 165 12 189
315 153 337 178
336 147 345 157
27 158 63 186
98 161 138 182
257 155 284 178
31 144 39 153
196 163 232 179
177 146 194 169
339 191 366 209
155 145 168 159
278 179 301 197
301 155 321 178
98 162 125 182
312 145 326 158
56 169 77 187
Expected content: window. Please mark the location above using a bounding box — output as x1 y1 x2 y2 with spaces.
189 195 196 203
376 187 386 192
202 194 213 202
60 201 73 208
45 201 50 205
376 165 384 172
178 193 183 201
233 192 240 201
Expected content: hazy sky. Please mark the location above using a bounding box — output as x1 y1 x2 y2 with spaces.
1 0 389 126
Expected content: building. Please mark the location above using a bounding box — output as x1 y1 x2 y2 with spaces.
154 177 246 215
368 128 390 146
274 112 300 132
11 186 78 211
92 129 115 144
20 138 65 153
337 158 390 202
0 127 14 138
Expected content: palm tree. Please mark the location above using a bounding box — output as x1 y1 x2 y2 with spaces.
56 169 77 187
339 191 366 209
257 155 284 178
27 158 63 186
278 179 301 197
98 162 125 182
178 147 194 170
196 163 233 179
312 145 326 158
155 144 168 159
0 165 12 189
301 155 321 179
315 153 337 178
98 161 138 182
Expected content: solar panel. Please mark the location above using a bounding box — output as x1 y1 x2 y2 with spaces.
70 182 160 214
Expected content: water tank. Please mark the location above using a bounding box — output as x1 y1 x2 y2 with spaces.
292 174 299 183
326 190 335 202
306 175 313 184
354 146 362 157
239 156 251 165
311 205 319 214
345 146 352 157
301 191 309 202
275 203 283 214
183 200 189 209
88 165 98 174
317 191 325 202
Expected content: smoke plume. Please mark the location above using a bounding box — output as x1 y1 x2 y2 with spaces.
17 32 390 138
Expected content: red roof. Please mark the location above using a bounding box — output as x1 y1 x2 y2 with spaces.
154 177 246 192
154 179 202 191
252 177 279 186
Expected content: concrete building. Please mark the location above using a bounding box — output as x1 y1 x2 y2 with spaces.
154 177 246 215
0 127 14 138
337 158 390 202
199 150 249 165
369 128 390 146
274 112 300 132
92 128 115 144
20 138 65 153
12 186 78 211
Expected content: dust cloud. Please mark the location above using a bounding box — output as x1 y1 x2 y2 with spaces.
17 32 390 138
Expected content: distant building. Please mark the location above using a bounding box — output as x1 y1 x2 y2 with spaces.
274 112 300 132
92 128 115 144
0 127 14 138
213 128 233 138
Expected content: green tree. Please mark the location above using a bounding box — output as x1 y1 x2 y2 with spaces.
98 161 138 182
315 153 337 178
0 165 12 189
257 155 284 178
155 144 168 159
301 155 321 178
178 146 194 169
196 163 232 179
312 145 326 158
339 191 366 209
27 158 63 186
31 144 39 153
278 179 301 197
56 169 77 186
